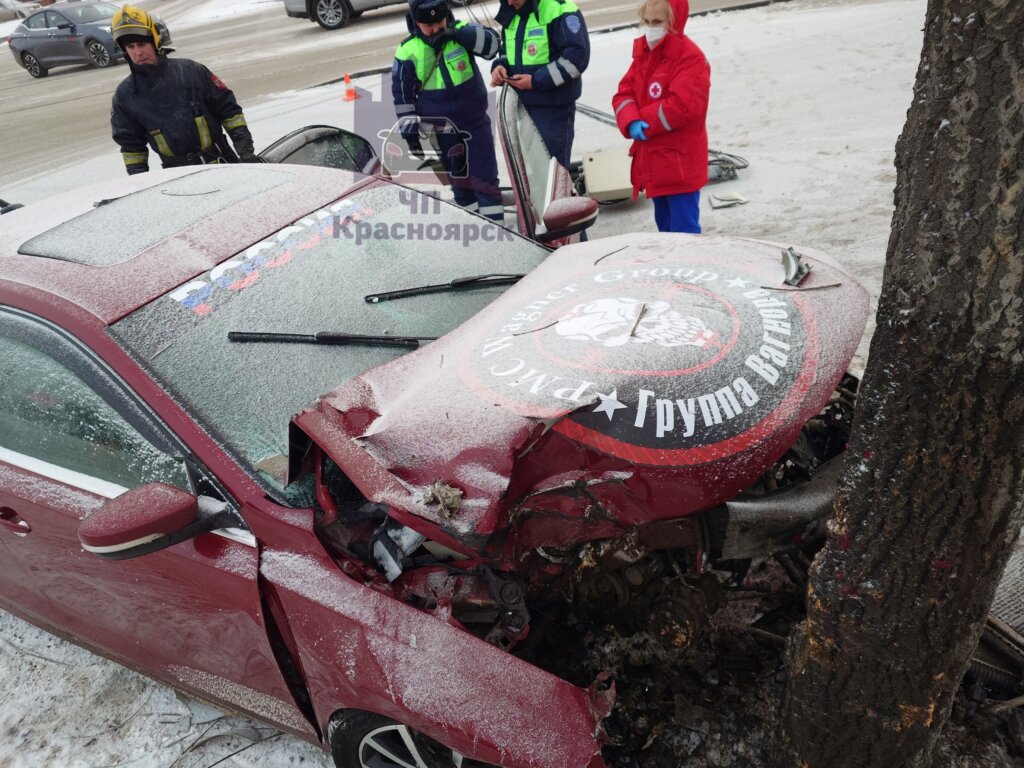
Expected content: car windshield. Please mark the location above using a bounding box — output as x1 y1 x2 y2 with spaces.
62 2 117 24
108 182 548 505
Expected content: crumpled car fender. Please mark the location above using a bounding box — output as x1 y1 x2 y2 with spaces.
260 548 611 768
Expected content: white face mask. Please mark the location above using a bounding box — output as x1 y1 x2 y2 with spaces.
644 25 667 47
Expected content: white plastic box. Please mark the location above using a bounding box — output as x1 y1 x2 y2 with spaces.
581 149 633 202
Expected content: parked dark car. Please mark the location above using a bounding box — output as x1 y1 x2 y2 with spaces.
7 0 121 78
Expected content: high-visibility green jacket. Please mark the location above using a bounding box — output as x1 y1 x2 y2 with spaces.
492 0 589 107
392 19 500 124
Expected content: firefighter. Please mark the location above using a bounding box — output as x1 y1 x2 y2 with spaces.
489 0 590 170
109 6 257 175
392 0 504 221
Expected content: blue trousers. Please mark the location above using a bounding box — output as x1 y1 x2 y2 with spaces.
653 191 701 233
436 114 503 221
526 103 576 170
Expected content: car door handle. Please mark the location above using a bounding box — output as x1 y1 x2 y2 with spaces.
0 507 31 534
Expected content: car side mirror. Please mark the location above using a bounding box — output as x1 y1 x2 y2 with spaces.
77 483 237 560
536 196 599 244
55 21 73 29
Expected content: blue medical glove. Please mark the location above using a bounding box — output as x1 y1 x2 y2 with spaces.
628 120 649 141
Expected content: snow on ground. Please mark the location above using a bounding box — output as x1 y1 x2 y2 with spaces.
0 0 922 765
0 0 279 41
0 17 20 38
172 0 289 28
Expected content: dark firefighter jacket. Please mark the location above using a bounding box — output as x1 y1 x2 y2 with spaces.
111 57 254 175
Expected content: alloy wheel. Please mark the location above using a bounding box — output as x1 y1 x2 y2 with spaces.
315 0 349 28
358 723 465 768
22 53 46 78
87 41 111 67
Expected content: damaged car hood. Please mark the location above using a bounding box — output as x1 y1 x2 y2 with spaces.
292 233 869 546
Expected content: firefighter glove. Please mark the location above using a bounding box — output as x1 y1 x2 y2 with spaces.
234 138 258 162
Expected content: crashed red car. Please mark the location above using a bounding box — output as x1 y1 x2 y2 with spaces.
0 162 867 767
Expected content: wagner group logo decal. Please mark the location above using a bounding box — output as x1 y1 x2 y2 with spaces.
555 298 716 349
463 265 820 464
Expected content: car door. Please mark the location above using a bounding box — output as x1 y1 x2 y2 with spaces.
496 85 590 246
0 308 316 739
16 10 51 59
41 10 79 62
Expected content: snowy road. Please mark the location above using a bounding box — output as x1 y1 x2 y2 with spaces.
0 0 922 765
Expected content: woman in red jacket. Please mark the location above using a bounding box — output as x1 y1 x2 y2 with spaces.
612 0 710 233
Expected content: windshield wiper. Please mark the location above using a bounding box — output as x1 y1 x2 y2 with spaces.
228 331 435 348
364 273 525 303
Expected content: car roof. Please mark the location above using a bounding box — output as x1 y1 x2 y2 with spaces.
0 164 365 326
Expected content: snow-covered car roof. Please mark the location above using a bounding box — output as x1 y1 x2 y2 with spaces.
0 165 366 324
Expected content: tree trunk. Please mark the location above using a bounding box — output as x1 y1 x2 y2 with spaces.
784 1 1024 766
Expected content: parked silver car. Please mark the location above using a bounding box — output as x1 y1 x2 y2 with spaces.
283 0 468 30
0 0 42 23
7 0 122 78
282 0 400 29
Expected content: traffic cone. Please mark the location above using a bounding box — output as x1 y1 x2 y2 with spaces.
342 73 358 102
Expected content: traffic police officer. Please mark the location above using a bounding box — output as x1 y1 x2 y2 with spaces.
392 0 504 221
489 0 590 169
110 6 257 175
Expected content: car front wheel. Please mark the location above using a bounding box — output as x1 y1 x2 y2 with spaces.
330 710 497 768
85 40 113 68
313 0 352 29
21 52 48 78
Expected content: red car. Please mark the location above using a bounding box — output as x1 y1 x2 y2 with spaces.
0 132 869 765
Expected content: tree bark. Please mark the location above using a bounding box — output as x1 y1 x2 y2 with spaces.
784 1 1024 766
